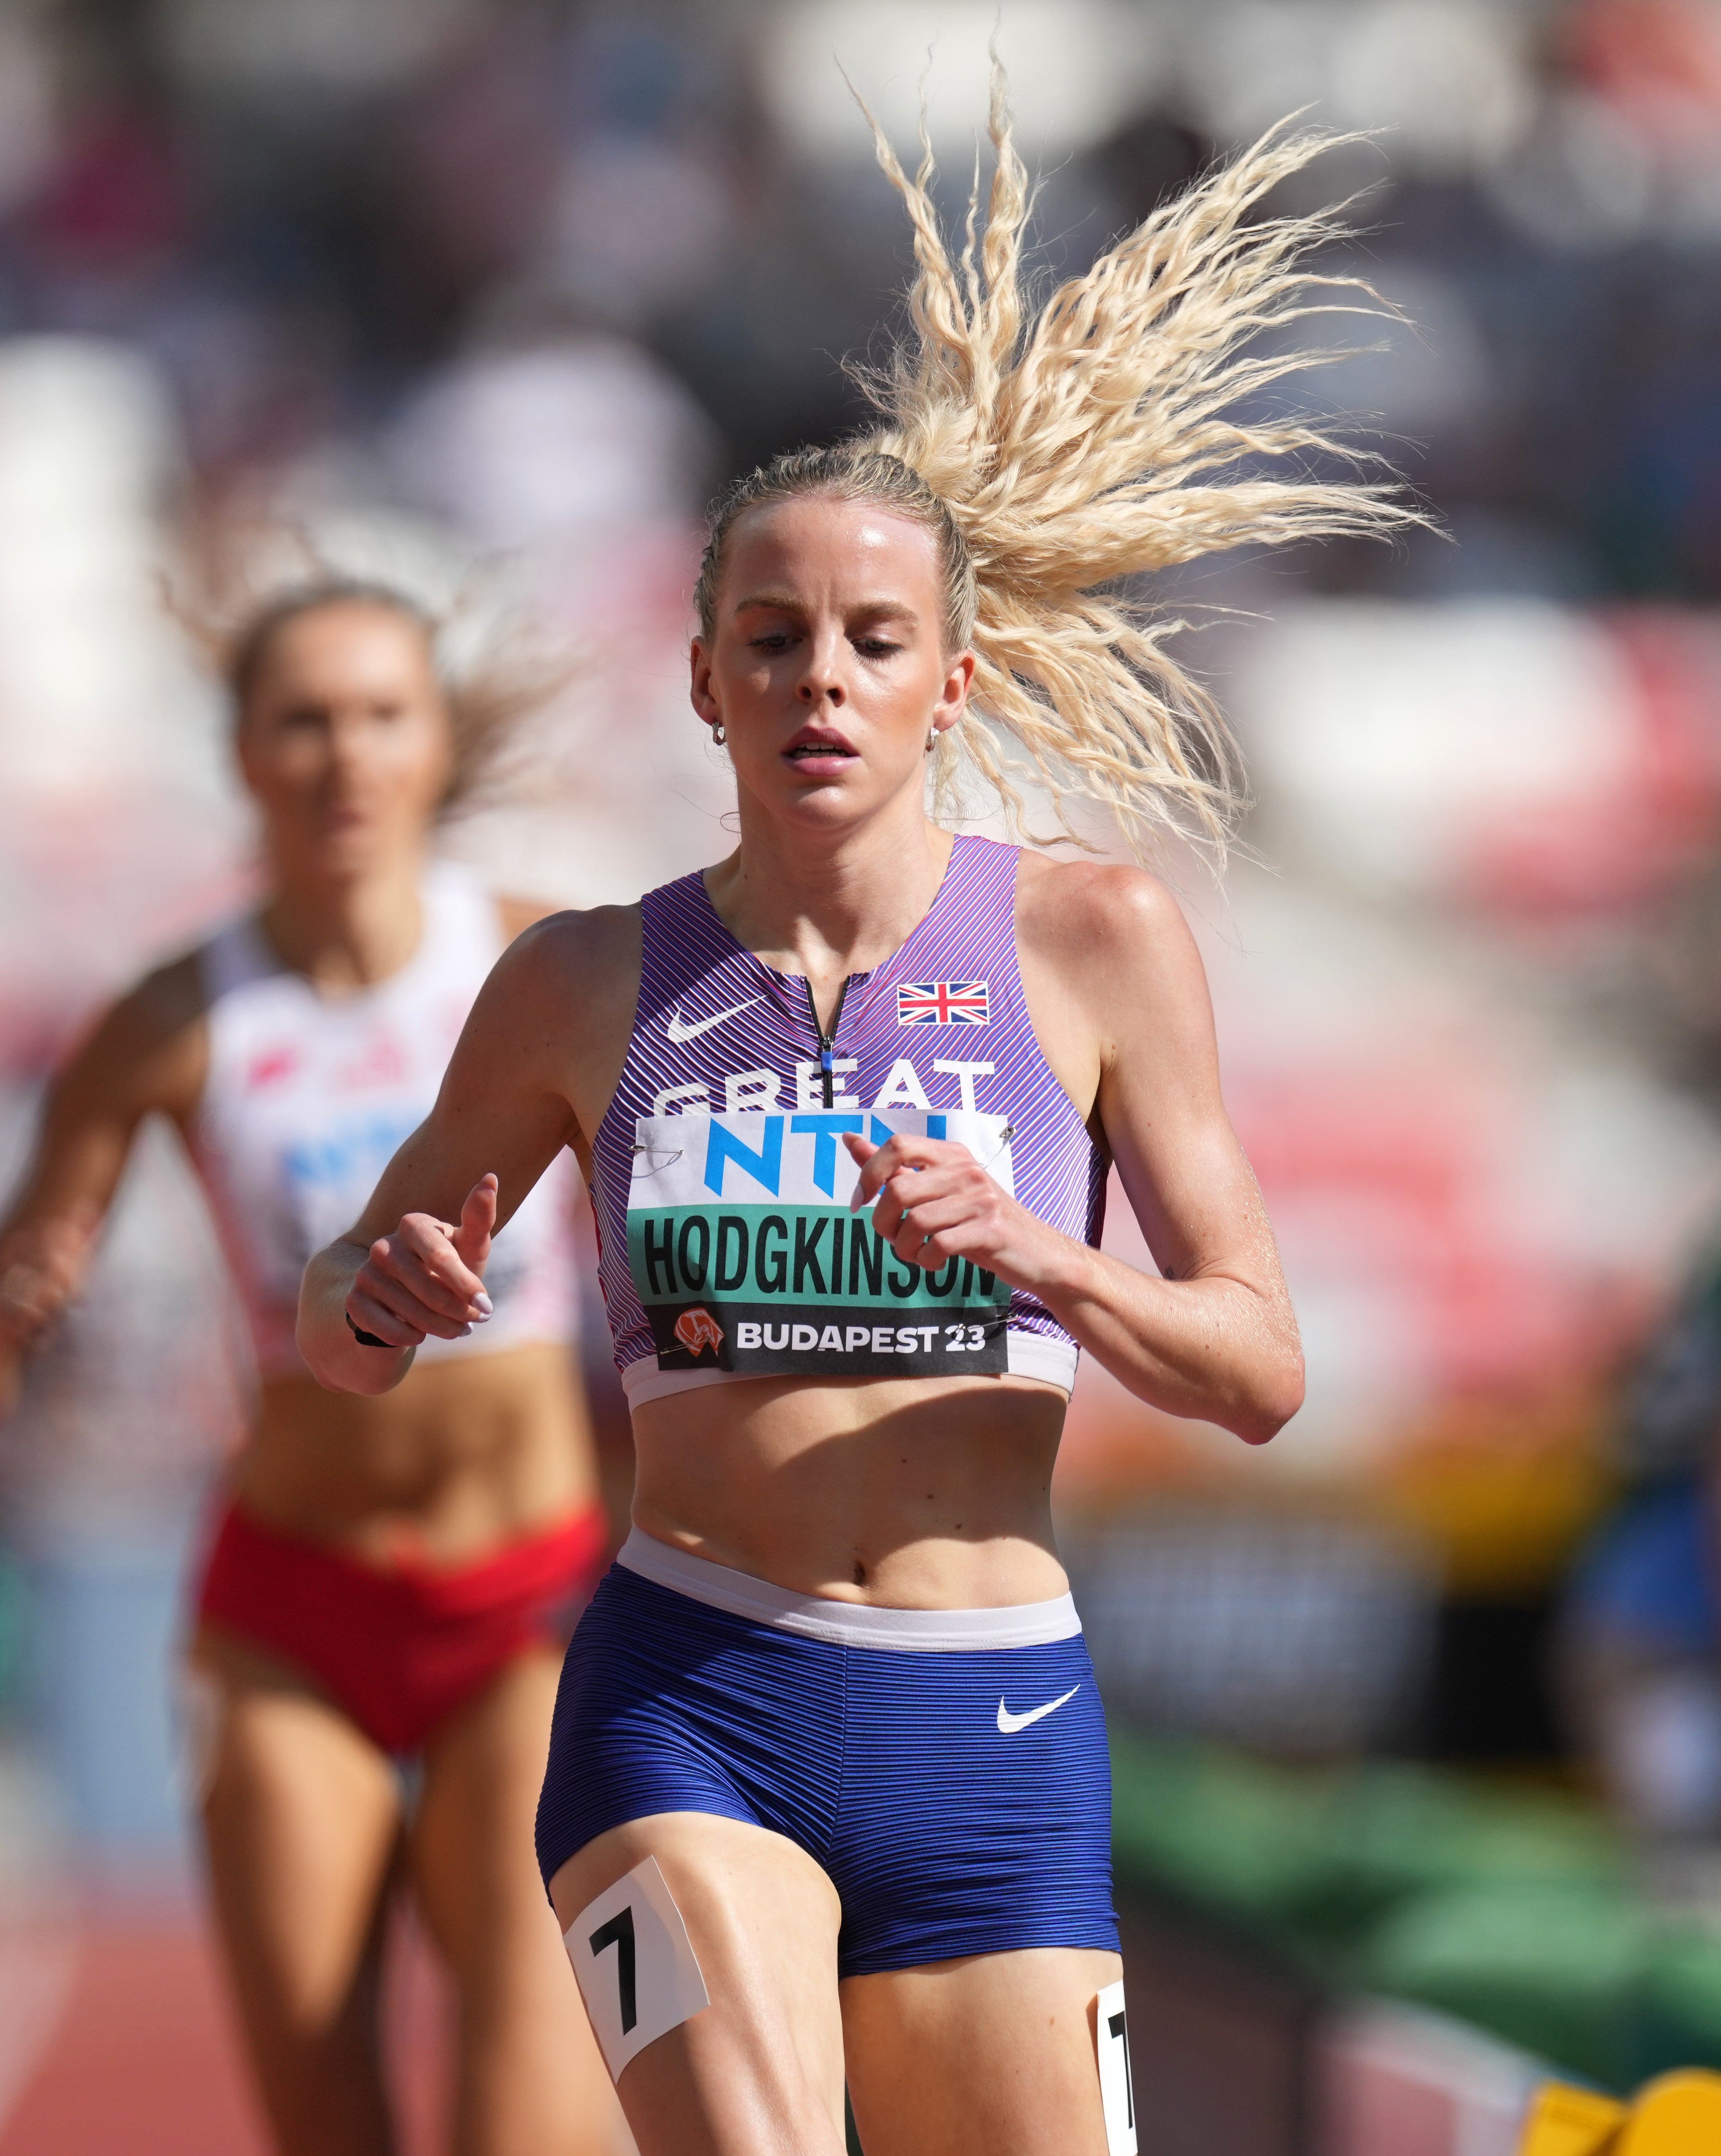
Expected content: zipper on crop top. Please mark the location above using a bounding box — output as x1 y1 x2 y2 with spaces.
803 977 852 1109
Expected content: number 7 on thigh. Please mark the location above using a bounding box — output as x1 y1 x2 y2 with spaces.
569 1859 705 2074
550 1812 850 2156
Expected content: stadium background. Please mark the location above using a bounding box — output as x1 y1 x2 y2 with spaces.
1 1 1720 2149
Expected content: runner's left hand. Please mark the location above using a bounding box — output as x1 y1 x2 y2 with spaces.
843 1130 1066 1290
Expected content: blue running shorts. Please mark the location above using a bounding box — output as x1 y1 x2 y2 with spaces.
535 1530 1119 1977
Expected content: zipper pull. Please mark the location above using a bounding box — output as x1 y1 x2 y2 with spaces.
805 978 850 1110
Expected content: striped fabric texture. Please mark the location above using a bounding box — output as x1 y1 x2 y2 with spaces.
589 835 1107 1392
535 1560 1119 1974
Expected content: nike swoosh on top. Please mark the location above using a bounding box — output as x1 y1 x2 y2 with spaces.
665 997 765 1045
996 1684 1080 1734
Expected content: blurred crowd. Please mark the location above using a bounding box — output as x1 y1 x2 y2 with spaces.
0 0 1713 588
0 0 1717 1985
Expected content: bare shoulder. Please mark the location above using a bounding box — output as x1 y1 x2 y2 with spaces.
1009 852 1217 1117
463 901 642 1135
475 900 643 1052
62 948 210 1120
1015 853 1202 990
501 901 642 995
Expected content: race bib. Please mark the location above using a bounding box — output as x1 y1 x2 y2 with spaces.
566 1856 710 2082
626 1108 1013 1380
1096 1977 1137 2155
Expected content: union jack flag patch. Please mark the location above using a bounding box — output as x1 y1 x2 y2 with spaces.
896 980 990 1026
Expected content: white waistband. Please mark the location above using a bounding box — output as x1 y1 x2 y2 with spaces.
615 1528 1082 1652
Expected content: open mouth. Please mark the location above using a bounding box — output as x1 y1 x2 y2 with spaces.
784 727 858 763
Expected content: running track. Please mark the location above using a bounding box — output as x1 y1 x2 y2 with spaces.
0 1902 449 2156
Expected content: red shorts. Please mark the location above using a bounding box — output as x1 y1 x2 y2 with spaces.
194 1500 611 1755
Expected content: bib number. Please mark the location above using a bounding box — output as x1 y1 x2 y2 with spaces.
1096 1978 1137 2156
587 1906 636 2032
565 1856 710 2081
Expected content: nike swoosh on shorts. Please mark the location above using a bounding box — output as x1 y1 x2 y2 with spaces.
996 1684 1081 1734
665 997 764 1044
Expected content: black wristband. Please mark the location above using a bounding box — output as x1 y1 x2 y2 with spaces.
345 1311 391 1349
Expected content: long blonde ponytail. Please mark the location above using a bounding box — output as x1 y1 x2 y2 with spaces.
697 70 1420 860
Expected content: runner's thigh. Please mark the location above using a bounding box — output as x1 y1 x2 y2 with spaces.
412 1647 623 2154
191 1632 402 2155
548 1811 847 2156
842 1946 1123 2156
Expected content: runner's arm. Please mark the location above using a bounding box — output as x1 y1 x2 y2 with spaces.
297 904 637 1394
0 958 207 1413
850 868 1303 1445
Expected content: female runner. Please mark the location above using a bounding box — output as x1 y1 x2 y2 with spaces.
0 581 620 2156
299 94 1413 2156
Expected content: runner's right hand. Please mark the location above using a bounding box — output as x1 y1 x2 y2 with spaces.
344 1173 498 1347
0 1201 100 1348
0 1200 101 1415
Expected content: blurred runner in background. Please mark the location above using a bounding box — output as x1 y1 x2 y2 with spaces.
0 579 620 2155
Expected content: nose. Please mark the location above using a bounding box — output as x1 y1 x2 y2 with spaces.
328 712 364 771
798 628 846 707
324 709 378 788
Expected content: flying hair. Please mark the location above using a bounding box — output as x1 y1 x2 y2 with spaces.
695 70 1422 861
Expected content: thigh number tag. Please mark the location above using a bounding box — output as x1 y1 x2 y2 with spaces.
1095 1978 1137 2156
565 1856 711 2082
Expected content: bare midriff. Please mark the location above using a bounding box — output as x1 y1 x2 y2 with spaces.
629 1372 1070 1608
231 1341 599 1570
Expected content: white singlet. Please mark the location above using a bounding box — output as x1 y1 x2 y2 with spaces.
192 859 579 1381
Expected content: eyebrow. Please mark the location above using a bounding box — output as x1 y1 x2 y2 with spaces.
733 592 922 625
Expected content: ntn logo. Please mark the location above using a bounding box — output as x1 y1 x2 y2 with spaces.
701 1112 957 1199
705 1112 957 1199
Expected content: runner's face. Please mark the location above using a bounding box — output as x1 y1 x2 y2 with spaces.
237 603 453 880
692 496 974 831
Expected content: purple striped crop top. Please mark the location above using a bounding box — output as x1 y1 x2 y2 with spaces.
590 835 1107 1408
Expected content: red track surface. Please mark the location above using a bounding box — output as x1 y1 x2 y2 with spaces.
0 1907 449 2156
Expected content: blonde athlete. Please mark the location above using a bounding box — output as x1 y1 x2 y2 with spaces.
0 583 620 2156
300 91 1411 2156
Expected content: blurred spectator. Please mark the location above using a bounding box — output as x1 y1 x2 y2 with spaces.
1565 1232 1721 1836
1566 1464 1721 1835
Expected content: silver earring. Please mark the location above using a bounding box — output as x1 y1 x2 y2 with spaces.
926 727 937 753
711 722 726 746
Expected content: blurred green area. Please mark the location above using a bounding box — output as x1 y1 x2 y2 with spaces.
1112 1729 1721 2093
0 1552 25 1715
